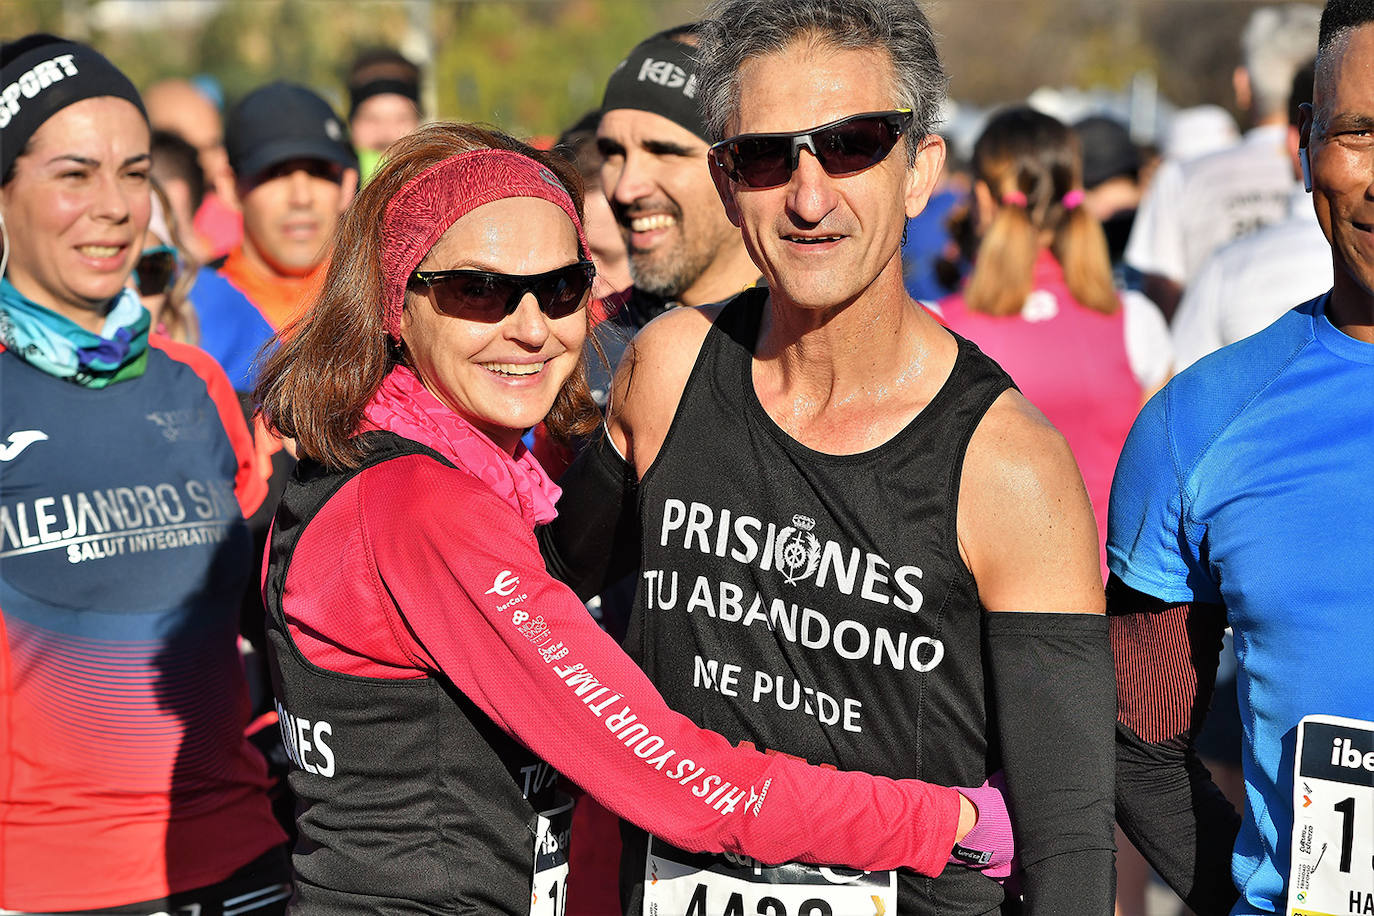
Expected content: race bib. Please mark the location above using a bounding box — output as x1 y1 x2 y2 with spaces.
530 794 575 916
1288 715 1374 916
644 836 898 916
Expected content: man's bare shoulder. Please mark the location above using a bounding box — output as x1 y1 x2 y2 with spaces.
966 389 1072 471
608 302 729 474
959 389 1105 612
626 302 724 380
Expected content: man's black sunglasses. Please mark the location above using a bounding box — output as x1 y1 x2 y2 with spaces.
410 260 596 322
709 109 915 189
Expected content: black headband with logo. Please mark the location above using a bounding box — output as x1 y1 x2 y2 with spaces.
348 78 420 120
601 37 706 141
0 34 146 182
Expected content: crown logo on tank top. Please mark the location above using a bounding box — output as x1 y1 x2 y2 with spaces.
775 514 822 586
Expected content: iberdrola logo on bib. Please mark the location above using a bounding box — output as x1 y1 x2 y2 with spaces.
775 514 821 586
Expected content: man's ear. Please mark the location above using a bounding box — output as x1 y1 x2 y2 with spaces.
1298 102 1316 193
1233 65 1253 115
708 154 742 228
904 133 947 220
338 168 359 212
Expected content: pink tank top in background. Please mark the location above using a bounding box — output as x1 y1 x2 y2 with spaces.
938 252 1140 580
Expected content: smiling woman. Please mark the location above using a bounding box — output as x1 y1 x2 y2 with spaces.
250 121 1012 914
0 33 288 916
0 94 151 333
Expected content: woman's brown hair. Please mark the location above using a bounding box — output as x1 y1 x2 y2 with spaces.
253 122 603 470
961 107 1118 318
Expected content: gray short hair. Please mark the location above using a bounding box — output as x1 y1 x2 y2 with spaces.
696 0 946 164
1242 4 1321 119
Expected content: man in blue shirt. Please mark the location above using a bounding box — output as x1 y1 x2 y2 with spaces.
1108 3 1374 914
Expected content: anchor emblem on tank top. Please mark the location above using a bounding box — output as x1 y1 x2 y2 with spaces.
775 514 822 586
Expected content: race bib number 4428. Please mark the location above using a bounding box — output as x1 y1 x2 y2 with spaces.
1288 715 1374 916
644 837 897 916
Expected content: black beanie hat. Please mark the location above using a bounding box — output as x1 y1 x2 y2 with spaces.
0 34 147 182
602 33 707 141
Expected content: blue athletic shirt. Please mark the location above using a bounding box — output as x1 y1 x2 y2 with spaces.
1108 293 1374 914
189 266 277 392
0 338 283 911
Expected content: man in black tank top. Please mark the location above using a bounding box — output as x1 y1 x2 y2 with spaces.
543 3 1117 913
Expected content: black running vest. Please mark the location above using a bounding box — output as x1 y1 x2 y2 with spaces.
621 289 1016 915
264 433 566 915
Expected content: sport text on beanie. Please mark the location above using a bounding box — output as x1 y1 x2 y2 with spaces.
0 34 146 182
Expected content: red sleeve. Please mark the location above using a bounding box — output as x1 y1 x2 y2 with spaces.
359 456 960 876
149 334 268 517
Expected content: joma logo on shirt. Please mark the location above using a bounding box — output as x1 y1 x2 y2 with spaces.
0 430 47 461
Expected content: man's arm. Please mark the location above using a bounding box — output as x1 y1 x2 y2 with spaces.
605 304 721 476
1109 576 1241 915
959 392 1116 915
1104 366 1242 912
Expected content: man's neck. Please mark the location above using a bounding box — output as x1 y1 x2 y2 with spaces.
676 243 761 307
1327 268 1374 344
757 260 948 397
746 260 955 455
236 237 314 284
222 243 324 330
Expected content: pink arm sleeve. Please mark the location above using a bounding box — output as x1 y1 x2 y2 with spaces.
362 458 960 876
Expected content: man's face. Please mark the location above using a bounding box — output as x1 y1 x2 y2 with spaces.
1304 24 1374 299
236 157 356 277
350 93 421 153
712 42 943 311
596 108 738 300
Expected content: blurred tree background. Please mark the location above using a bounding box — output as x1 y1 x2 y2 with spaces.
0 0 1319 141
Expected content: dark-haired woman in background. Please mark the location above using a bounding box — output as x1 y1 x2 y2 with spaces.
253 121 1012 914
937 107 1172 580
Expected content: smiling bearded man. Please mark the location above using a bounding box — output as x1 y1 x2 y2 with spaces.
590 25 762 376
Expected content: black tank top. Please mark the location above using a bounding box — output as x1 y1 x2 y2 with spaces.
264 433 567 915
620 288 1016 915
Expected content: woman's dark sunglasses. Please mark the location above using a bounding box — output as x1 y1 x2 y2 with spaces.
709 109 915 189
410 260 596 322
132 245 181 296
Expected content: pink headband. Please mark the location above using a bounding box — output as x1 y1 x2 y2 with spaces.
380 149 591 340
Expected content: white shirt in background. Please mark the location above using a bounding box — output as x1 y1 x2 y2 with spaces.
1170 185 1332 370
1125 124 1295 287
